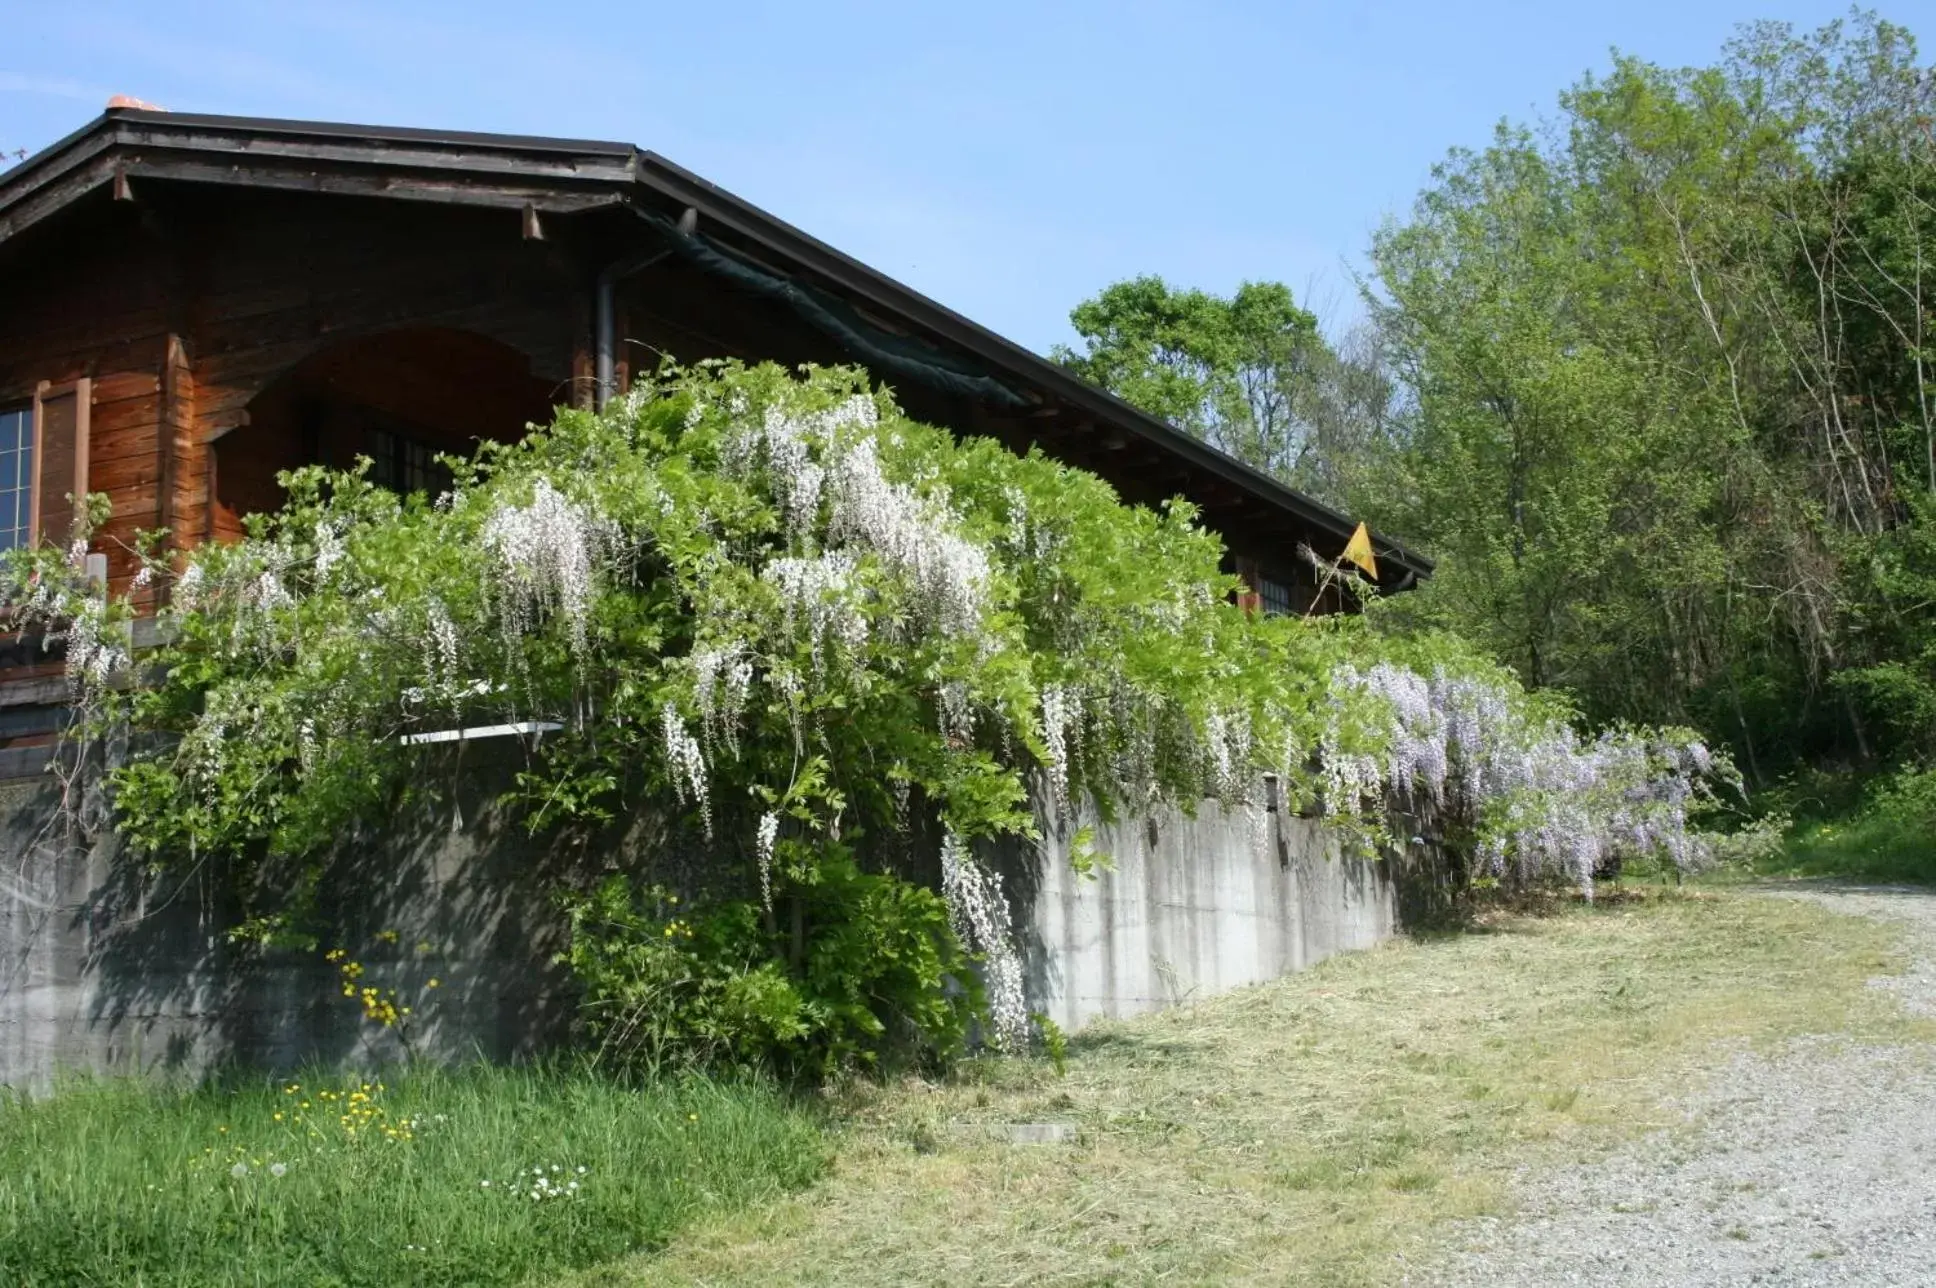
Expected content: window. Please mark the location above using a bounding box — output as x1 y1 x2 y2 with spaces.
366 426 452 498
1235 555 1299 617
0 406 33 552
1258 574 1296 618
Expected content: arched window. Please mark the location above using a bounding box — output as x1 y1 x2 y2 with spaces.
214 328 556 541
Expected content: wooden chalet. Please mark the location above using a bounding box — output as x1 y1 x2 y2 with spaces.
0 106 1430 769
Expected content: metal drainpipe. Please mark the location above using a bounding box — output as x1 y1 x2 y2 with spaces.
594 249 673 410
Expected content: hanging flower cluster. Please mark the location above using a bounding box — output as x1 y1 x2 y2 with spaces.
941 830 1029 1052
691 642 754 754
762 553 868 671
724 393 991 643
660 703 710 837
479 477 615 656
1331 663 1722 892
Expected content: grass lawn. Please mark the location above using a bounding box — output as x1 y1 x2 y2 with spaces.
0 1063 822 1287
566 888 1927 1287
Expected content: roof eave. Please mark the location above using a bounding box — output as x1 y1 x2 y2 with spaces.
0 109 641 240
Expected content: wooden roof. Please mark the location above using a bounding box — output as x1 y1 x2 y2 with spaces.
0 108 1432 586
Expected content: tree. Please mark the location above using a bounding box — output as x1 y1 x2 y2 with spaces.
1362 11 1936 779
1054 277 1362 496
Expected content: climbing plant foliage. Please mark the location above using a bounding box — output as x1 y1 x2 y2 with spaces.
2 362 1729 1070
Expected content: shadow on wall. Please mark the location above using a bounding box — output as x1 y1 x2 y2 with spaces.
0 743 622 1089
1 737 946 1088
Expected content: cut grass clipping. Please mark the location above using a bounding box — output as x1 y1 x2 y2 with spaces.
0 1064 821 1287
579 889 1921 1287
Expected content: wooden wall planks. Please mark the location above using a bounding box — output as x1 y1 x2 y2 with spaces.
0 184 584 597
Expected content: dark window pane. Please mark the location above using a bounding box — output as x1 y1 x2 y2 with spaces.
1259 576 1295 617
0 408 28 551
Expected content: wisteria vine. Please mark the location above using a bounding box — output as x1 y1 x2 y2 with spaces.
1 361 1734 1065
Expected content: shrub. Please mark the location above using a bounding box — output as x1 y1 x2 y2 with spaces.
1764 764 1936 883
561 857 978 1076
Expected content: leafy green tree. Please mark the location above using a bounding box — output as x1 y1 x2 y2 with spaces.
1054 277 1374 495
1358 12 1936 784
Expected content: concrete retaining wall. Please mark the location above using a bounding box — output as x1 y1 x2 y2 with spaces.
1000 800 1397 1033
0 758 579 1091
1 761 1405 1088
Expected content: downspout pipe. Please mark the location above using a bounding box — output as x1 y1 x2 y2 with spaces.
594 248 673 410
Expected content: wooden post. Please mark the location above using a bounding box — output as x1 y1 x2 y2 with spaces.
152 335 191 605
157 337 186 537
29 377 91 546
615 300 630 400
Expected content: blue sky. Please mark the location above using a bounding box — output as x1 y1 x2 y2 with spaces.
1 1 1896 352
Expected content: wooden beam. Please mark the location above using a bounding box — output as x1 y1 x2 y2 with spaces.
0 675 68 708
120 158 626 215
107 119 638 183
0 152 117 242
0 744 55 782
157 333 187 555
0 703 70 740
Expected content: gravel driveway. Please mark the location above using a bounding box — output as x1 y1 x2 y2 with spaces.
1437 884 1936 1287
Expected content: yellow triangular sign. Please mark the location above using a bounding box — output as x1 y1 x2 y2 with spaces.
1343 522 1379 579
